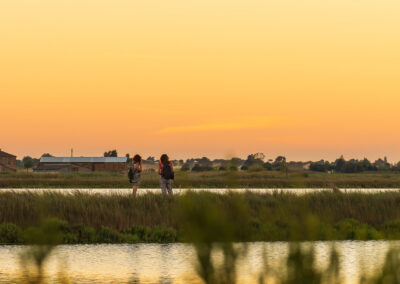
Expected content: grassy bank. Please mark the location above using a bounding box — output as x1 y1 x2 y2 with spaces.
2 191 400 244
1 170 400 188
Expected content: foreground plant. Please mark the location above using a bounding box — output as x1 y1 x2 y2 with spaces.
19 218 65 284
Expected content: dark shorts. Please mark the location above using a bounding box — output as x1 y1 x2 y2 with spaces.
131 173 141 186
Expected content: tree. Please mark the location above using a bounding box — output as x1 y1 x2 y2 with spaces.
274 156 286 165
41 153 53 157
244 153 265 167
334 156 346 172
272 156 287 171
192 163 213 172
263 162 273 171
22 156 34 171
240 165 249 171
146 156 155 162
359 158 376 171
341 159 361 173
191 164 202 172
198 157 212 167
104 150 118 157
374 158 391 171
181 163 190 171
309 160 332 172
223 157 242 171
252 153 266 161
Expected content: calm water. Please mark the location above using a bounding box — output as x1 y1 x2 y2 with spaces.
1 241 399 283
1 188 400 195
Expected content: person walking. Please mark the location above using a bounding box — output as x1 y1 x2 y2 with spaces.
158 154 174 195
129 154 142 196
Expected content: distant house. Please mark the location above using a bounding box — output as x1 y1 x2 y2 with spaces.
35 157 128 173
0 149 17 172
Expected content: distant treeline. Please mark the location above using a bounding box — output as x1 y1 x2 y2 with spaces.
309 156 398 173
179 154 400 173
17 151 400 173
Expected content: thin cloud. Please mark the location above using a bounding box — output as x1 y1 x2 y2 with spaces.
157 116 289 134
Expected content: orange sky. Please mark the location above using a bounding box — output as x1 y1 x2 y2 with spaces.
1 0 400 161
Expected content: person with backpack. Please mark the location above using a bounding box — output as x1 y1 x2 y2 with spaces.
158 154 174 195
128 154 142 196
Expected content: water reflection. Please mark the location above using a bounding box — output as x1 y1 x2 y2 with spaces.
0 241 399 284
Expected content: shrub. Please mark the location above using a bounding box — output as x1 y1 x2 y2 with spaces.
23 218 67 245
383 219 400 239
72 224 97 244
192 164 213 172
63 233 78 244
150 226 177 243
121 233 140 244
96 227 123 243
335 219 361 240
263 162 273 170
181 163 190 171
335 219 382 240
123 225 177 243
0 223 21 244
124 226 152 242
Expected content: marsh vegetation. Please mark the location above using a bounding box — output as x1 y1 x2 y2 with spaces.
1 171 400 188
2 191 400 245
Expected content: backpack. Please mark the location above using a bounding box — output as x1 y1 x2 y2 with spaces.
128 167 134 182
162 163 174 180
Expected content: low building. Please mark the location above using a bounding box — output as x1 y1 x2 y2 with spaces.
0 149 17 172
35 157 128 173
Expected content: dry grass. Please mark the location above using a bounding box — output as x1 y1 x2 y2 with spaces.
1 170 400 188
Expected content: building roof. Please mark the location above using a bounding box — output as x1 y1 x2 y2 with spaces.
0 149 16 158
40 157 127 163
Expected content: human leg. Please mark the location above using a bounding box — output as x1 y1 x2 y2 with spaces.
167 179 173 195
160 177 167 195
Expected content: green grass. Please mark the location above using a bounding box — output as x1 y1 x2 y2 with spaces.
2 191 400 244
1 170 400 188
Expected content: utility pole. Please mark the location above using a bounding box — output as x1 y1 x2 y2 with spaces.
71 148 73 157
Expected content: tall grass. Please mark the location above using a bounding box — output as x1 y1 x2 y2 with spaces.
2 191 400 243
6 190 400 283
1 171 400 188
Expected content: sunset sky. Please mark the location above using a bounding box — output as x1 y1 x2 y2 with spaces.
1 0 400 161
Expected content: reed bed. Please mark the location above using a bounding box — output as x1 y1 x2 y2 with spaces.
2 191 400 243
